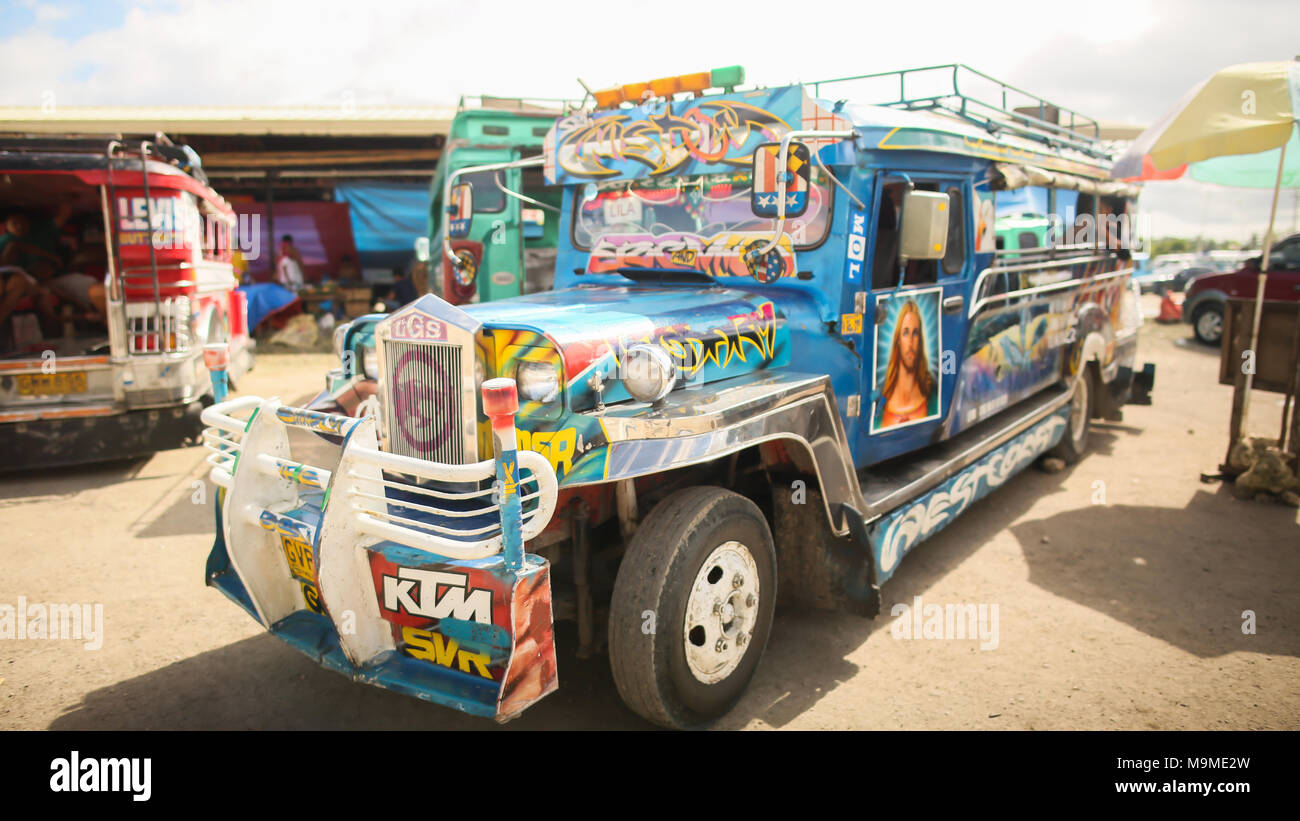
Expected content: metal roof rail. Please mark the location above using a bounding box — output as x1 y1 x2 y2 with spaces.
808 64 1111 161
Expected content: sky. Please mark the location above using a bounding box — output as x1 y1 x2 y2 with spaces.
1 0 1297 242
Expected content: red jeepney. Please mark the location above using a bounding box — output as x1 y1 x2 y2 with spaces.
0 137 253 468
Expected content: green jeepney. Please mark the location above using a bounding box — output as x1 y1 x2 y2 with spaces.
422 96 576 304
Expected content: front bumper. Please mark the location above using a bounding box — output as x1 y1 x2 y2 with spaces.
202 395 560 721
0 400 204 471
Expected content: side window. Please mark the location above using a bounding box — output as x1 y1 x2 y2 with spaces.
871 182 903 290
942 185 966 276
872 181 944 289
1274 239 1300 269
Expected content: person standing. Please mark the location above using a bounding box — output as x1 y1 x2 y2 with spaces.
276 234 305 292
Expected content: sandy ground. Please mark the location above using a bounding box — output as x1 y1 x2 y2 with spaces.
1 300 1297 730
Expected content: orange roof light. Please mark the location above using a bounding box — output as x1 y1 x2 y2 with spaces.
649 76 680 98
593 87 624 108
621 82 651 103
593 67 746 109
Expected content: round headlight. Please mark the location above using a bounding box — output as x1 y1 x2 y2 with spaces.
332 322 353 358
362 347 380 380
516 360 560 403
622 344 676 403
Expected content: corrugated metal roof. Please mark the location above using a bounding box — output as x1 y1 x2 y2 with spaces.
0 105 457 136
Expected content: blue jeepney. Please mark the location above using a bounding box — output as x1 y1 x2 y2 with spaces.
201 65 1155 727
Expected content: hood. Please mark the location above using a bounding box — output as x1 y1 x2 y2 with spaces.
463 284 795 396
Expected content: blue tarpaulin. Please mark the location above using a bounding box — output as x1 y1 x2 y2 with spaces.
333 181 431 270
239 283 299 330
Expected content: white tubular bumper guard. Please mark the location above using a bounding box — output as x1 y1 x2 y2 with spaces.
200 395 559 646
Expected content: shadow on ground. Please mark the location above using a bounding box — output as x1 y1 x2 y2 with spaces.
1011 485 1299 659
48 424 1297 730
49 622 650 730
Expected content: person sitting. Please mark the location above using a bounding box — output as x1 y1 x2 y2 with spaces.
384 267 418 311
0 212 64 337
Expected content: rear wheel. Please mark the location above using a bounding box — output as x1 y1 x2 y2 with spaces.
1192 303 1223 345
1050 365 1095 464
608 486 776 728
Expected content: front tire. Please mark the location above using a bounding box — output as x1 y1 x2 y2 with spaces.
608 486 776 728
1192 303 1223 345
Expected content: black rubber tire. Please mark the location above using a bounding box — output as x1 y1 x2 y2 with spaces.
1192 303 1224 346
1049 365 1095 464
607 486 777 729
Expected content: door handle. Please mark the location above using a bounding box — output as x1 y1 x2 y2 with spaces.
942 295 965 314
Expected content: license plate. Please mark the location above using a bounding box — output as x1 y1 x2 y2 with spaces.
16 372 87 397
280 536 316 583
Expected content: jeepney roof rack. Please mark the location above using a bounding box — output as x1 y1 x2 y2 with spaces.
807 63 1111 162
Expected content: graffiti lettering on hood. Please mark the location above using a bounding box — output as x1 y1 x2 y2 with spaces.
600 301 779 380
556 102 789 178
588 232 795 280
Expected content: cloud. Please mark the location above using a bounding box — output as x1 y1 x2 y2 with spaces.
0 0 1296 240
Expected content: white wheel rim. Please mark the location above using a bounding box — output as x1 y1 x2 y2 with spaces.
1070 374 1088 445
682 540 760 684
1197 311 1221 341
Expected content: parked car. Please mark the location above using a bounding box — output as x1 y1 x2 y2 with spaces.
1166 265 1217 293
1136 253 1194 293
1183 233 1300 344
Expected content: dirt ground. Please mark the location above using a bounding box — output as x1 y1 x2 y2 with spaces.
2 300 1297 730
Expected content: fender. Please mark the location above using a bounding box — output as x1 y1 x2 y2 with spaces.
1069 302 1116 383
1182 288 1227 324
590 371 861 536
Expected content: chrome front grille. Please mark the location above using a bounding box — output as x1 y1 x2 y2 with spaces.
383 339 464 464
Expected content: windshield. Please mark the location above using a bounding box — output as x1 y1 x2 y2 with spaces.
571 169 833 252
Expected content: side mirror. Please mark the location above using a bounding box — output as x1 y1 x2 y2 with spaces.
413 236 430 263
899 190 950 261
750 142 811 219
448 182 473 239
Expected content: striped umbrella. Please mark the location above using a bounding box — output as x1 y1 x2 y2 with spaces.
1113 59 1300 436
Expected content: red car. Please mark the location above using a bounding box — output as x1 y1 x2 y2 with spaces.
1183 233 1300 344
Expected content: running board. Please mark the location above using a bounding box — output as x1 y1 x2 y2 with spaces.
854 384 1075 585
860 382 1074 517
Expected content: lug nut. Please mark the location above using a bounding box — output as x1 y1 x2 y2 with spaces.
732 573 744 588
737 632 748 646
746 594 756 607
715 639 727 652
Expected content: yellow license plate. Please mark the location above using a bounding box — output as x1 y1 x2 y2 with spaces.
280 535 315 583
16 371 87 397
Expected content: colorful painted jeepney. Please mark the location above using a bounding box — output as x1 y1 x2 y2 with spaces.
202 65 1154 727
1 136 253 469
423 94 579 304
